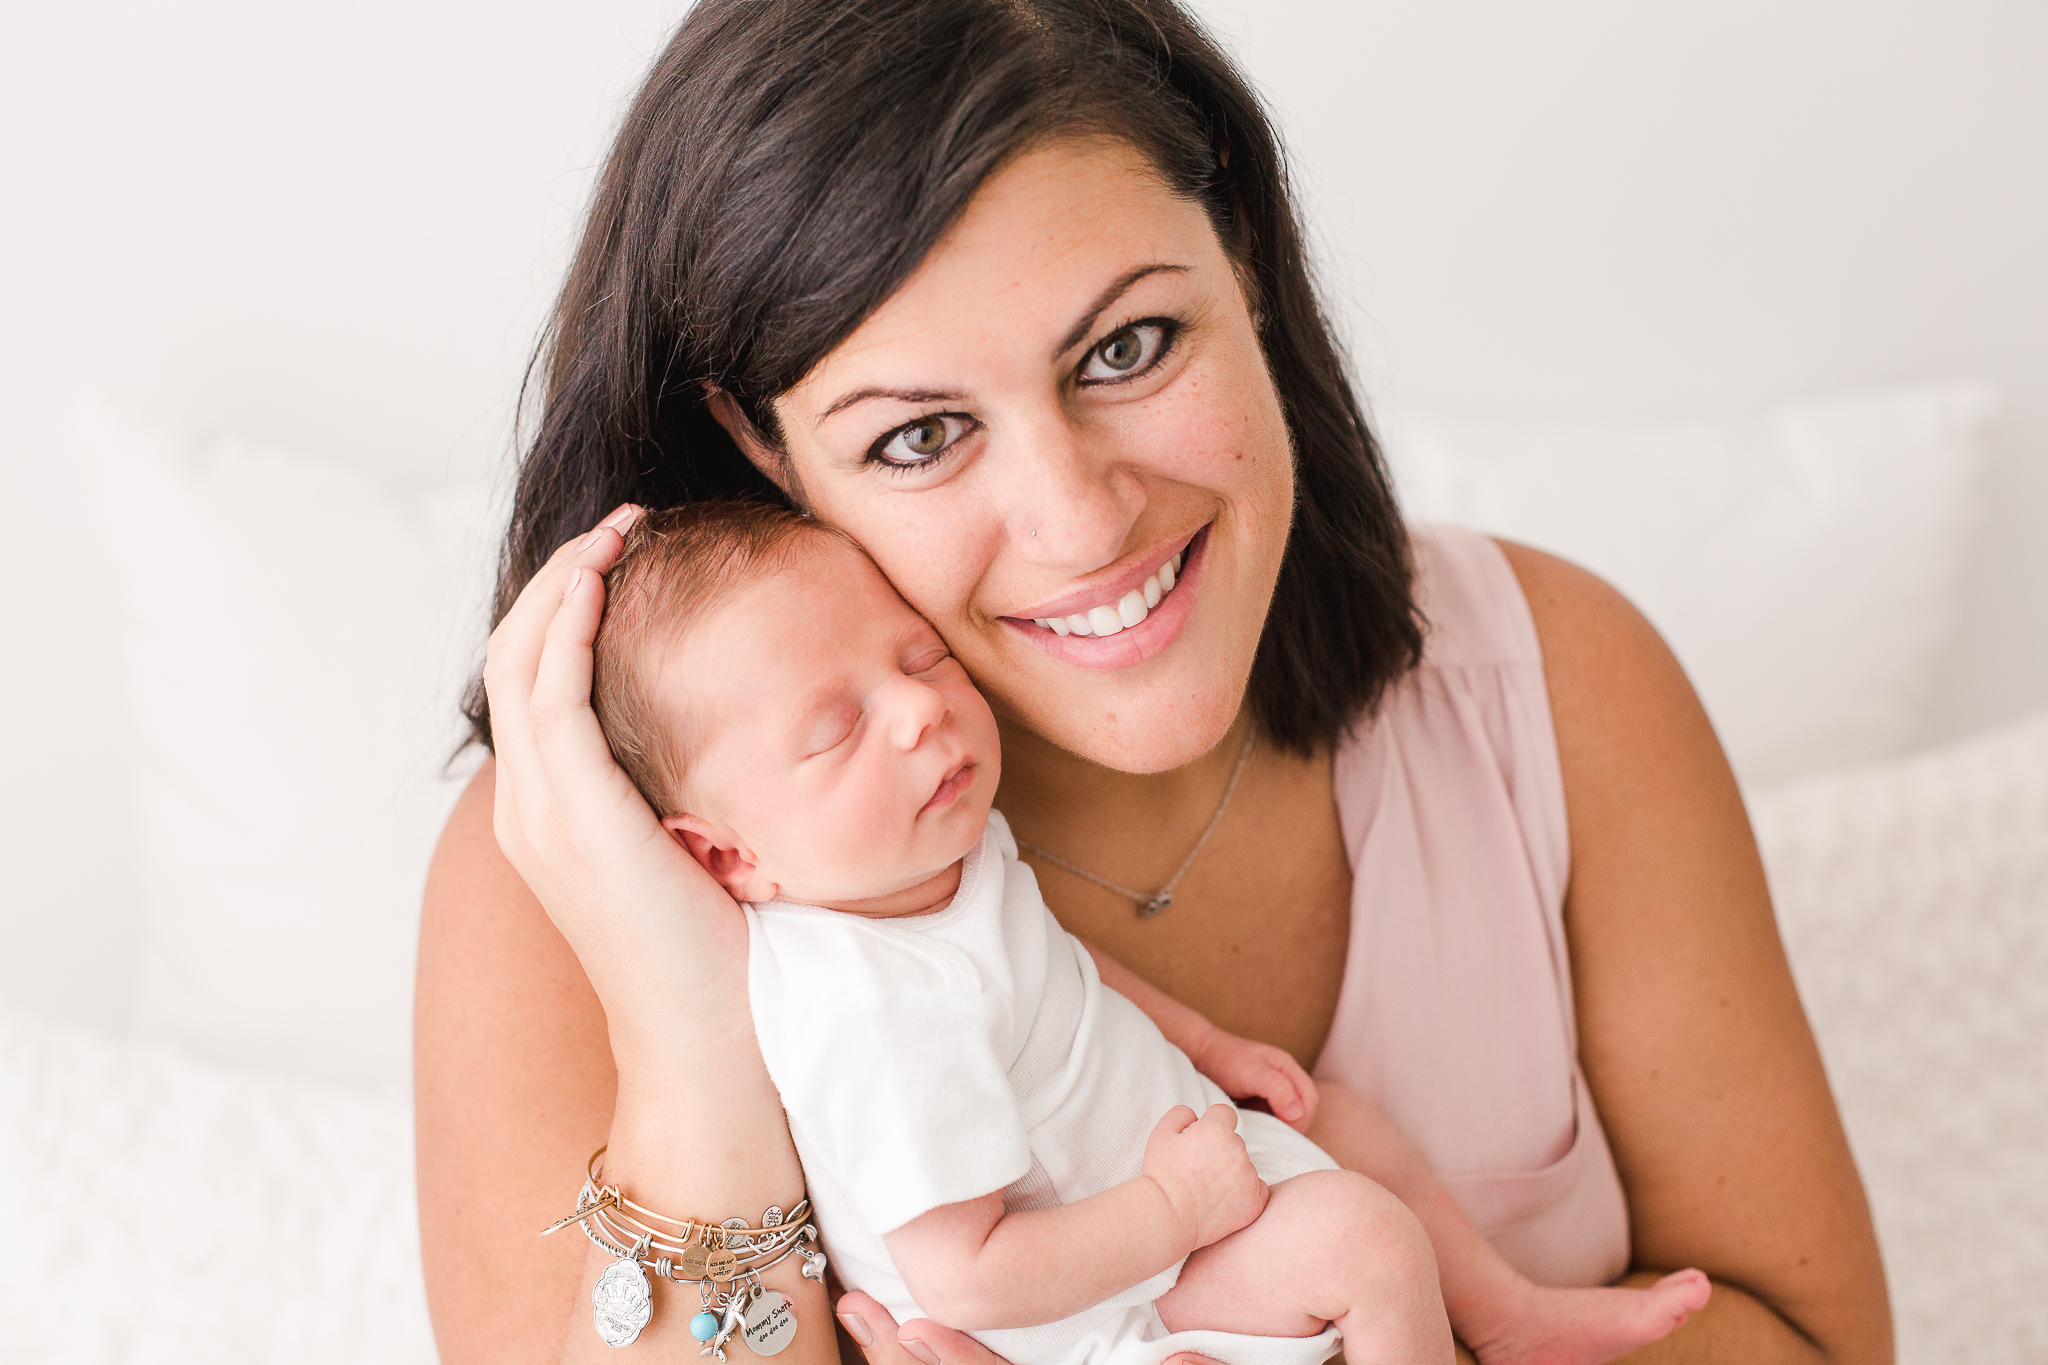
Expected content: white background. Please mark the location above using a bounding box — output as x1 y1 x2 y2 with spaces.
3 0 2044 1027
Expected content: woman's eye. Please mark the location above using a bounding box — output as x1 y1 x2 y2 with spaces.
1080 322 1169 382
876 413 973 466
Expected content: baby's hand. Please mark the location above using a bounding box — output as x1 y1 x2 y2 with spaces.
1188 1030 1320 1133
1141 1104 1269 1252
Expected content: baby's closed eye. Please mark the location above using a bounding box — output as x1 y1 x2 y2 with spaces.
801 704 863 757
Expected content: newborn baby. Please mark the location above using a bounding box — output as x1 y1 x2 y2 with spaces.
591 503 1709 1365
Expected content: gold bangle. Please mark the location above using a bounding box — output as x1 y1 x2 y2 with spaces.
584 1145 807 1237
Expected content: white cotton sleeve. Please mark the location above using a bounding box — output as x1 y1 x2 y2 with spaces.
748 909 1032 1235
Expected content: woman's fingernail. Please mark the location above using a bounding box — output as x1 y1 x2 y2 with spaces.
900 1339 940 1365
836 1313 874 1348
563 567 583 599
601 503 639 531
575 529 602 552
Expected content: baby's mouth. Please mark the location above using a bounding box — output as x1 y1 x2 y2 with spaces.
1018 534 1195 639
922 761 976 815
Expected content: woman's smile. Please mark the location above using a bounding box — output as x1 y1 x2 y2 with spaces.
1002 524 1206 670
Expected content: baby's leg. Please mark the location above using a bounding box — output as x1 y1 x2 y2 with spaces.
1154 1168 1454 1365
1309 1084 1709 1365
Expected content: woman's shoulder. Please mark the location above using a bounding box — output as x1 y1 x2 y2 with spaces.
1403 522 1546 671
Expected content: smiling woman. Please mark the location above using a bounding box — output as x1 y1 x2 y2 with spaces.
418 1 1890 1363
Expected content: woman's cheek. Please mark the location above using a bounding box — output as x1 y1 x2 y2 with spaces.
837 489 991 638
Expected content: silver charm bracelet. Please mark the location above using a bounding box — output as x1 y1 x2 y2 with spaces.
542 1154 826 1354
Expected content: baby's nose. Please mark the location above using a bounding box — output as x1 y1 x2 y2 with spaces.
886 679 948 748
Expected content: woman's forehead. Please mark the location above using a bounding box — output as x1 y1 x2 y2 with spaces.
789 138 1220 405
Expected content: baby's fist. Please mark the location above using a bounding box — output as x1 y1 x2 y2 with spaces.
1141 1103 1268 1252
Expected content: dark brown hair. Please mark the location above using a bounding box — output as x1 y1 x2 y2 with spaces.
592 503 841 817
466 0 1420 758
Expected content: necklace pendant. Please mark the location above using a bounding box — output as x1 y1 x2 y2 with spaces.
1139 892 1173 918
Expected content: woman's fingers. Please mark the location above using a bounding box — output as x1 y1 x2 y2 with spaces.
483 503 641 761
835 1292 1012 1365
527 562 609 767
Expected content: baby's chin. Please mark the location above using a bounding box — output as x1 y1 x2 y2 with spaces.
791 803 991 916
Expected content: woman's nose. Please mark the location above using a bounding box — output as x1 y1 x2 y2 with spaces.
999 412 1145 569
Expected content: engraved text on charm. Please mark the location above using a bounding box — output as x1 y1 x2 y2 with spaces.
743 1290 799 1356
593 1256 654 1348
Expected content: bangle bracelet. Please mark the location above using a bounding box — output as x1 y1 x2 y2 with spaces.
542 1151 825 1354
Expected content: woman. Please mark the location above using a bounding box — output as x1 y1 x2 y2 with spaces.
415 1 1890 1362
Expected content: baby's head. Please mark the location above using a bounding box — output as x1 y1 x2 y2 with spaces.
593 503 1000 915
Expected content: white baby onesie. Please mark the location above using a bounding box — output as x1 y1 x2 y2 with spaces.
746 812 1343 1365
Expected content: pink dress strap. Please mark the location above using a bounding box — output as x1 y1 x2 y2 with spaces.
1314 524 1632 1287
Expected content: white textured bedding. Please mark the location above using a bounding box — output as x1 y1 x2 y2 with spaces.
0 1029 435 1363
3 712 2043 1362
1752 710 2048 1363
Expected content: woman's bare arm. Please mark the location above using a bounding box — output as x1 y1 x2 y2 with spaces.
1503 541 1892 1364
418 511 836 1364
416 764 616 1360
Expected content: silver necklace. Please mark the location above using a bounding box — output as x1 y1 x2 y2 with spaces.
1015 734 1254 918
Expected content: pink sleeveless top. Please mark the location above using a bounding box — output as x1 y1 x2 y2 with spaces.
1313 524 1632 1287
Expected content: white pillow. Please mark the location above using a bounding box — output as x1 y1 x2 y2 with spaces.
79 410 495 1092
0 1013 436 1363
1752 708 2048 1364
1381 383 1999 789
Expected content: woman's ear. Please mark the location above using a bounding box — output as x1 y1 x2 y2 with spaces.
662 813 779 904
705 388 805 505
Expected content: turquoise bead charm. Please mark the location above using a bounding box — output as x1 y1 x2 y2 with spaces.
692 1311 721 1342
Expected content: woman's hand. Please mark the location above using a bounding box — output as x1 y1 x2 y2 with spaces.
834 1291 1227 1365
480 503 748 1062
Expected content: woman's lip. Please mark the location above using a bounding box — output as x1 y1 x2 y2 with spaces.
1000 526 1207 670
1004 529 1202 623
921 761 976 815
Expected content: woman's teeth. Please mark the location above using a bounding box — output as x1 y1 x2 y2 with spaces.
1033 550 1183 638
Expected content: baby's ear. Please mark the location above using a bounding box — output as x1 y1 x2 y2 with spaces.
662 814 778 903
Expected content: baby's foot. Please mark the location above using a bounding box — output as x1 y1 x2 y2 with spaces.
1463 1269 1711 1365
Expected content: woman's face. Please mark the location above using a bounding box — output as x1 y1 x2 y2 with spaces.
762 137 1294 774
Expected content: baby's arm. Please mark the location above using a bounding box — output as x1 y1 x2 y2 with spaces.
883 1103 1266 1331
1084 942 1318 1130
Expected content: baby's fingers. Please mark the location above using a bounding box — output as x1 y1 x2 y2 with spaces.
1261 1049 1319 1131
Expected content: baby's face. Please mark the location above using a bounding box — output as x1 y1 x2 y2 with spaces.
660 535 1000 912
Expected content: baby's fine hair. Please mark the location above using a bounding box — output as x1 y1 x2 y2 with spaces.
592 502 855 816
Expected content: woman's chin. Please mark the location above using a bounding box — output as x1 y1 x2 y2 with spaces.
999 676 1248 775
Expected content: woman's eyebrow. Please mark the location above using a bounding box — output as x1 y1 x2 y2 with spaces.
818 388 961 425
1053 263 1189 358
813 263 1191 426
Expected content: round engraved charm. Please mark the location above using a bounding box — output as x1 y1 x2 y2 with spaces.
743 1290 799 1356
722 1216 754 1251
593 1256 654 1348
679 1242 712 1280
761 1206 784 1230
703 1247 739 1282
